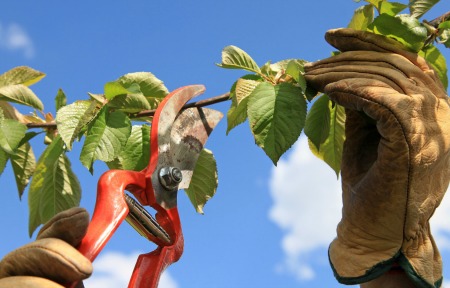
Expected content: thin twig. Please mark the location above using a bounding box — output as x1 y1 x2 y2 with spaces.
426 11 450 28
26 92 231 129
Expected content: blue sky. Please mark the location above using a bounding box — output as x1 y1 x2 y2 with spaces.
0 1 450 288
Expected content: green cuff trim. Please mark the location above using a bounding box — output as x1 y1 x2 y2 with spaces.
329 249 443 288
328 249 400 285
397 253 442 288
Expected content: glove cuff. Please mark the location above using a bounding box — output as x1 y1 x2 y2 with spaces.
329 235 443 288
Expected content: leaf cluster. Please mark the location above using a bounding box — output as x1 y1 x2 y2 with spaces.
218 0 449 175
0 67 218 235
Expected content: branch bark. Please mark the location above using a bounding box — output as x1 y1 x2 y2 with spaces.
26 92 231 129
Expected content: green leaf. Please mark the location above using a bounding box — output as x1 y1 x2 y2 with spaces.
117 72 169 109
419 45 448 89
409 0 439 19
0 114 27 154
0 148 9 176
285 60 307 91
368 14 428 52
304 94 331 149
55 89 67 111
88 92 106 103
56 100 100 150
80 107 131 173
348 4 374 30
184 149 218 214
217 45 261 74
226 91 249 134
308 99 346 176
110 125 150 171
379 2 408 15
11 142 36 198
107 92 151 113
0 84 44 110
28 136 81 236
104 81 135 100
439 21 450 30
226 75 262 134
438 28 450 48
247 82 307 164
0 66 45 87
235 77 260 104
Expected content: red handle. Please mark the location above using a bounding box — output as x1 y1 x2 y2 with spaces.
68 169 146 288
128 208 184 287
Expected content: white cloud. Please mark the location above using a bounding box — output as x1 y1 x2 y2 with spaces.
0 22 34 58
268 137 342 281
430 186 450 251
84 251 179 288
269 137 450 283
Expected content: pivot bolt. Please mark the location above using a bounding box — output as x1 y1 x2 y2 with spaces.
159 167 183 191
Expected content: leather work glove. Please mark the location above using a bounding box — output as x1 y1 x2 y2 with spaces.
304 28 450 288
0 207 93 287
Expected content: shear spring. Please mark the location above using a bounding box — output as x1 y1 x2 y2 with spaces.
125 193 171 244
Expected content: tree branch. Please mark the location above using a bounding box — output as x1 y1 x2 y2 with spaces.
26 91 231 129
426 11 450 28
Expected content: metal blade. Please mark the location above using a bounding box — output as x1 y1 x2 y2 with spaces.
149 85 223 209
170 107 223 189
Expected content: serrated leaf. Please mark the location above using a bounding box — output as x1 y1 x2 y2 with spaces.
28 136 81 236
226 75 262 134
248 82 307 164
217 45 261 74
439 21 450 30
0 101 25 123
379 2 408 15
260 61 273 77
56 100 100 150
235 78 260 104
184 149 218 214
107 92 151 113
88 92 106 103
0 148 9 176
409 0 439 19
55 89 67 111
0 84 44 110
368 14 427 52
104 81 141 100
112 125 150 171
304 94 331 149
0 116 27 154
285 60 307 91
0 66 45 87
11 142 36 198
271 59 307 73
80 107 131 173
348 5 374 30
117 72 169 109
419 45 448 89
308 100 346 176
226 91 249 134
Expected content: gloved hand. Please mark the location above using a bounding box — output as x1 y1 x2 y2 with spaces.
304 28 450 288
0 207 93 287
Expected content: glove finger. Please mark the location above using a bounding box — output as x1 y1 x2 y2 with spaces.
37 207 89 247
0 276 64 288
305 51 443 97
322 78 412 141
0 238 92 284
324 28 435 74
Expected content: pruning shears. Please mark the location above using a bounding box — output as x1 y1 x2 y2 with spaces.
69 85 223 288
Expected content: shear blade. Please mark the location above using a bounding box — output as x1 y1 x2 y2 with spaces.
170 107 223 189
